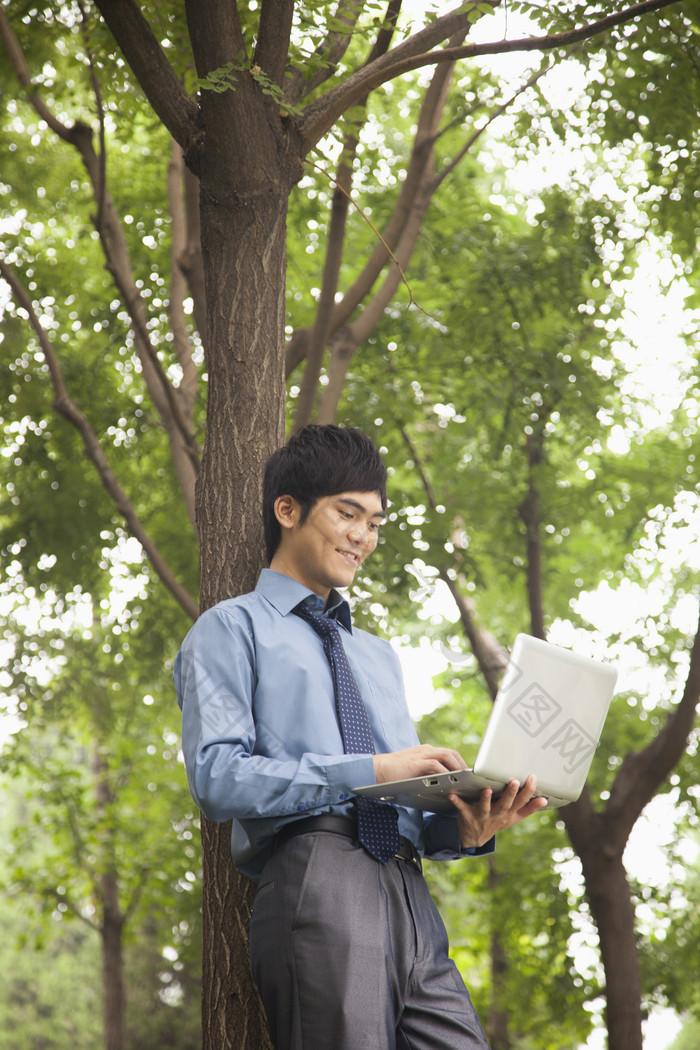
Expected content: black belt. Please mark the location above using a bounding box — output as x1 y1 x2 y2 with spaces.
272 814 421 866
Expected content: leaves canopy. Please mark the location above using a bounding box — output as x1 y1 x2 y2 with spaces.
2 1 699 1048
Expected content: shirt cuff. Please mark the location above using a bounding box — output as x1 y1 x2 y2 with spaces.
327 754 376 802
460 837 496 857
423 813 496 860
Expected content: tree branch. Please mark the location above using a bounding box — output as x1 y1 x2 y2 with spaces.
90 0 199 150
79 3 108 231
297 0 681 149
290 0 403 430
514 402 699 848
0 262 200 623
46 885 101 932
254 0 296 87
122 866 152 926
315 25 467 421
184 0 246 83
315 170 433 422
298 1 483 148
290 49 554 408
180 163 208 348
0 8 201 521
431 59 553 193
283 0 367 107
167 140 199 423
399 427 508 698
291 162 352 433
290 42 454 391
519 434 547 642
0 8 71 140
287 54 548 385
605 601 700 845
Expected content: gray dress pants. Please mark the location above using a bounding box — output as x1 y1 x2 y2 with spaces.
249 829 490 1050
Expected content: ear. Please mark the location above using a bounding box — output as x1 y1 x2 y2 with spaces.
273 494 299 532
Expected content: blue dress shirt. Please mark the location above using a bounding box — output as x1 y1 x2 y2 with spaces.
174 569 493 880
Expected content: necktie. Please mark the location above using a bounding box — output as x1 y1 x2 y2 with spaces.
293 596 400 863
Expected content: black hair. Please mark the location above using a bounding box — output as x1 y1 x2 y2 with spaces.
263 424 387 563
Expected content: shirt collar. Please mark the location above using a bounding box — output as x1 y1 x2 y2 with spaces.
256 568 353 632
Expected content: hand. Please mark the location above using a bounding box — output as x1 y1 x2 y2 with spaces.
373 744 467 784
449 774 548 849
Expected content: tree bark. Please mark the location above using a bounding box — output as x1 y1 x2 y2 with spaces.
192 172 290 1050
573 826 644 1050
487 857 511 1050
200 820 262 1050
183 6 305 1047
93 748 127 1050
193 178 291 1050
101 870 127 1050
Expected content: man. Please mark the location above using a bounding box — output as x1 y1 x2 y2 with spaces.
175 424 545 1050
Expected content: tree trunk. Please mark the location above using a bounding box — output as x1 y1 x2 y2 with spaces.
193 88 299 1049
579 846 644 1050
518 418 651 1050
487 858 511 1050
195 184 289 600
101 870 127 1050
200 820 263 1050
92 745 127 1050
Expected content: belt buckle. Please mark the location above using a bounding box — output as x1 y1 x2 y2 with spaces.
395 841 420 869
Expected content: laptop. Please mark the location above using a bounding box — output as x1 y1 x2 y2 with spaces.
353 633 617 811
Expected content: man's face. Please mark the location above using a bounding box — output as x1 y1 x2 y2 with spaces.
273 490 385 600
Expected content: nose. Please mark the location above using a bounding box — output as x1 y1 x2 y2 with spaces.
347 519 375 548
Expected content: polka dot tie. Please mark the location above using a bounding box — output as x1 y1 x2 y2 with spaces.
294 596 400 864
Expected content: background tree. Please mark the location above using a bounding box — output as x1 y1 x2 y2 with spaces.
0 895 105 1050
2 2 698 1049
0 591 202 1050
337 162 700 1047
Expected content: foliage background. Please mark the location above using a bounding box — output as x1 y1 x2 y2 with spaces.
2 1 700 1048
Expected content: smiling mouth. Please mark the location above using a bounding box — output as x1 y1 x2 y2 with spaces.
337 549 359 566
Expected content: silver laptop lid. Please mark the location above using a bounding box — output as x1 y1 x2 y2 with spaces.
473 633 617 802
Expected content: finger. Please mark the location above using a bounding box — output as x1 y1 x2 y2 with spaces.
519 795 548 817
422 760 453 775
448 792 468 815
499 779 521 805
477 787 493 814
511 775 541 809
447 791 481 817
503 797 547 826
430 747 466 771
448 789 492 816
